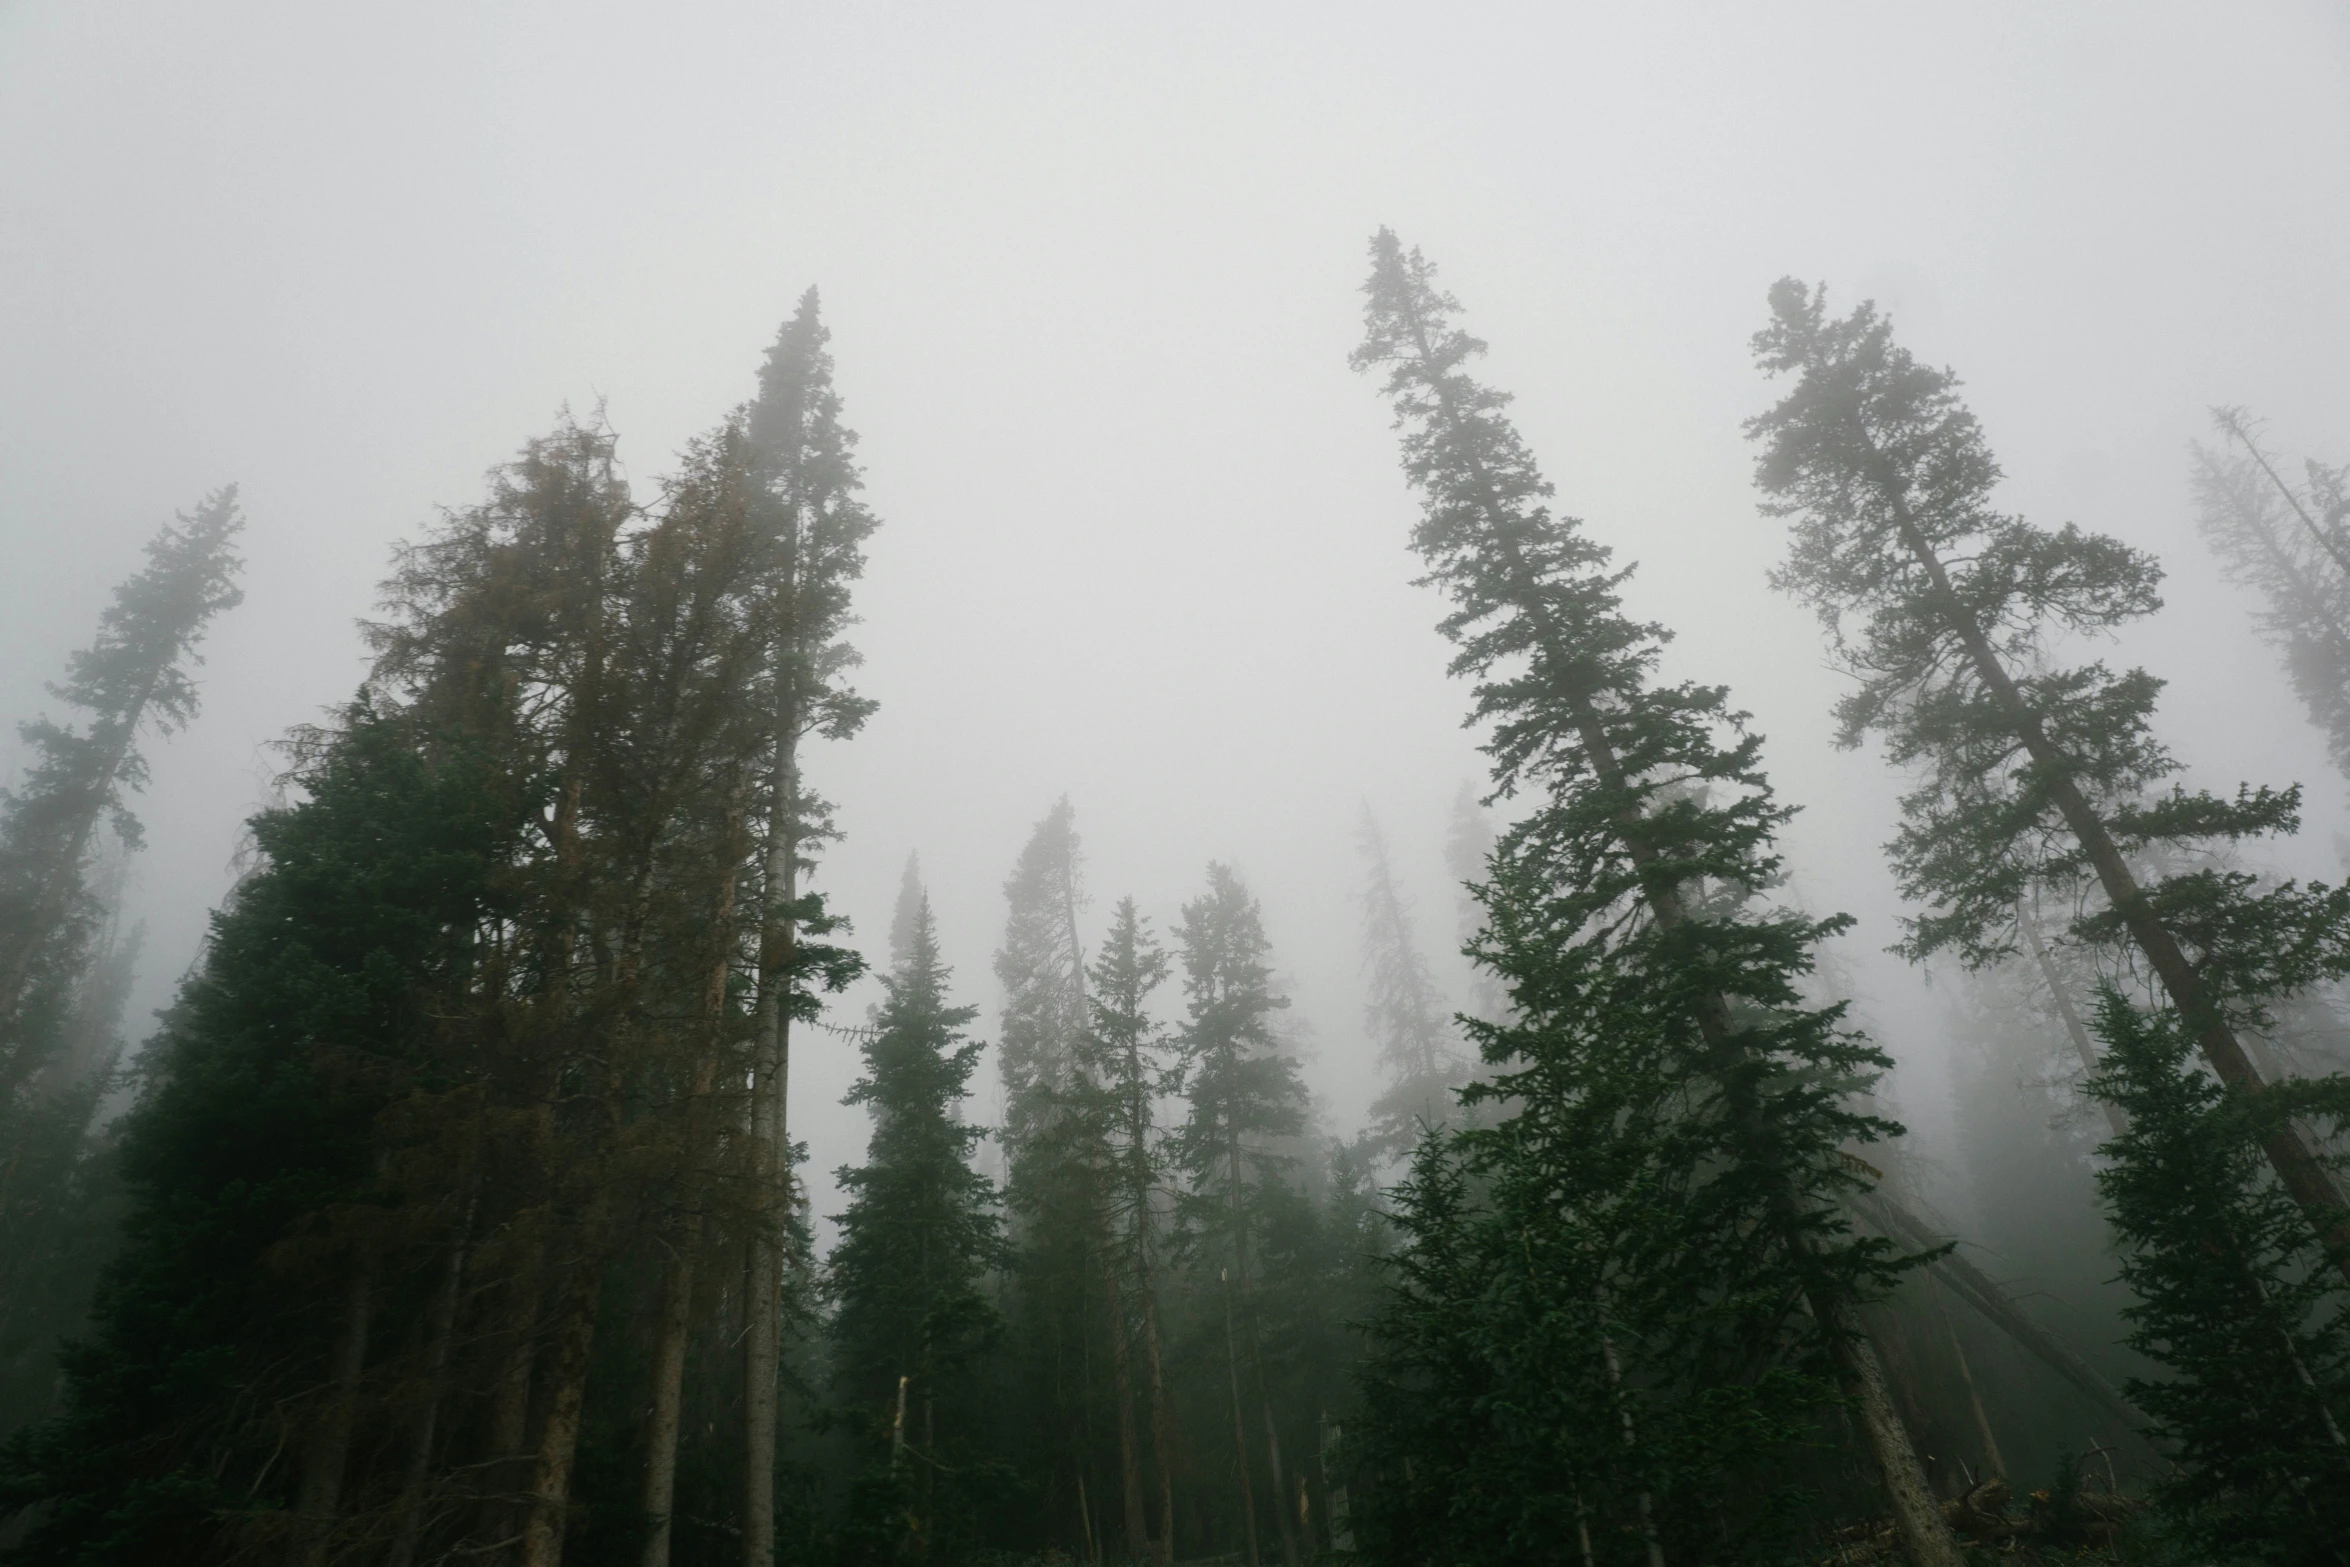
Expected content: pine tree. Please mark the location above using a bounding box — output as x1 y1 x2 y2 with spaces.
0 703 525 1564
1356 805 1468 1160
1171 863 1310 1567
1352 231 1956 1563
1078 898 1178 1562
825 897 1003 1564
2085 992 2350 1560
994 800 1135 1558
0 490 243 1091
2193 409 2350 791
1748 281 2350 1282
741 287 881 1567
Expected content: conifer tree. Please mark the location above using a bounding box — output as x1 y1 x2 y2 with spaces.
0 703 525 1564
1356 806 1467 1160
1352 231 1957 1563
1079 898 1178 1562
1444 783 1506 1026
0 490 243 1090
994 800 1127 1556
2085 993 2350 1559
825 896 1003 1564
2193 410 2350 790
1747 281 2350 1280
741 288 882 1567
1172 863 1309 1567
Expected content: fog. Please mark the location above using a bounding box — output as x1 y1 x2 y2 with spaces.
5 0 2348 1240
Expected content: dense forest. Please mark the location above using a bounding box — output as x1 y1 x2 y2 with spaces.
0 232 2346 1567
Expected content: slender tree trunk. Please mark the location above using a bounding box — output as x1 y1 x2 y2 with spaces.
1099 1233 1149 1561
1226 1136 1299 1567
521 1238 606 1567
1927 1274 2004 1479
1596 1315 1667 1567
293 1256 375 1567
481 1234 547 1548
388 1199 478 1567
1220 1268 1261 1567
640 1213 703 1567
1138 1250 1177 1563
746 715 798 1567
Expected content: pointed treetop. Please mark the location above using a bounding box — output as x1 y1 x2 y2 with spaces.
889 851 926 977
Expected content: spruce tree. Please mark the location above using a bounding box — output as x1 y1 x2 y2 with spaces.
996 799 1151 1558
2085 992 2350 1560
741 287 881 1567
1171 863 1310 1567
0 489 243 1090
1078 897 1178 1562
0 704 524 1564
825 897 1003 1564
1352 231 1956 1563
1747 281 2350 1280
2193 410 2350 791
1355 806 1468 1160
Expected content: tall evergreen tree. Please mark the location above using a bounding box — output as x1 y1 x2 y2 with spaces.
994 800 1131 1557
2193 409 2350 791
825 898 1003 1565
0 489 243 1090
741 287 882 1567
2085 993 2350 1560
1355 805 1467 1160
1078 898 1178 1562
1171 863 1310 1567
1352 232 1957 1563
0 703 525 1565
1747 281 2350 1281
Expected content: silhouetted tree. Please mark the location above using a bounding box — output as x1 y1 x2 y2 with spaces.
1353 231 1952 1563
2087 992 2350 1560
1749 281 2350 1283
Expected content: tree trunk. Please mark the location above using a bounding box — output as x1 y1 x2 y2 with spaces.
1866 461 2350 1283
1099 1236 1149 1561
480 1235 546 1546
388 1200 477 1567
1823 1301 1962 1566
521 1241 605 1567
293 1256 374 1567
1928 1273 2005 1479
1220 1268 1260 1567
1138 1251 1177 1563
640 1216 702 1567
746 713 799 1567
1597 1328 1667 1567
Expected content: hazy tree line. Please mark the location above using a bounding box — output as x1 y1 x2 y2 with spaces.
0 238 2344 1565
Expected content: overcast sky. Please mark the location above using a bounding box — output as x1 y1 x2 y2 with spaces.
5 1 2347 1227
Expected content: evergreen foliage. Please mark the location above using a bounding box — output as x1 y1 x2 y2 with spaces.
0 705 521 1562
2193 410 2350 793
1351 230 1945 1562
1748 279 2350 1276
0 489 242 1092
2086 991 2350 1561
824 898 1004 1564
1354 806 1468 1161
1170 862 1312 1567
